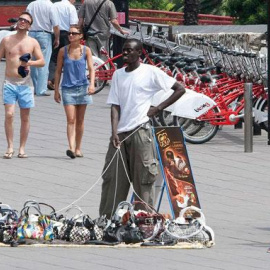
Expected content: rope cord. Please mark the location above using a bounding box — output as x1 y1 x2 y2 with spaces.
118 147 156 213
54 124 144 214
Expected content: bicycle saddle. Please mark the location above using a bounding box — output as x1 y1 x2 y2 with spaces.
156 56 171 62
164 60 174 67
183 65 197 72
148 52 166 59
169 56 184 63
200 75 212 83
197 66 216 74
175 61 187 69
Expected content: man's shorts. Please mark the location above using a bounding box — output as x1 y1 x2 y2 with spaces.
2 77 34 108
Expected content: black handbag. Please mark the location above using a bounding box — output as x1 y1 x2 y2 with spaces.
103 201 143 244
0 203 18 244
83 0 107 40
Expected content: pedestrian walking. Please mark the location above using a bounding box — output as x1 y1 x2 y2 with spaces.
78 0 129 60
47 0 79 91
54 25 95 159
26 0 60 96
99 39 186 217
0 12 45 159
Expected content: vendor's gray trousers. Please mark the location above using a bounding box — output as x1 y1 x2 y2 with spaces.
99 123 159 218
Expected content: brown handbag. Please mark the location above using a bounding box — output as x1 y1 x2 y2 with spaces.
133 201 165 240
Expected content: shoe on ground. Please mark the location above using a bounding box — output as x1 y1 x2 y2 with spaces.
66 150 76 159
38 91 51 96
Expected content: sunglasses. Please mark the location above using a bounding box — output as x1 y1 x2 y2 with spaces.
68 31 81 36
18 17 31 24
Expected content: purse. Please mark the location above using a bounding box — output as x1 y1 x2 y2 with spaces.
161 206 215 246
0 203 19 244
16 202 55 241
58 206 103 243
133 201 165 241
103 201 143 244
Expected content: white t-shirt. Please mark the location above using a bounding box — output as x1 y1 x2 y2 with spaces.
27 0 59 32
107 63 176 133
54 0 78 31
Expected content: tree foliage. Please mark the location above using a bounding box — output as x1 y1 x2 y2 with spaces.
222 0 267 24
129 0 267 24
129 0 176 11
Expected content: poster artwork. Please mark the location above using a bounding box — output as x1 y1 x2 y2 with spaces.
154 127 200 218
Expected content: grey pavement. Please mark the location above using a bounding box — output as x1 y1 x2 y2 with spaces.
0 61 270 270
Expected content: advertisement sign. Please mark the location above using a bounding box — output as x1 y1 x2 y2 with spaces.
154 126 200 218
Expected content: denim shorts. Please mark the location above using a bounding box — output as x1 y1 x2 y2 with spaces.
2 78 34 108
61 85 93 106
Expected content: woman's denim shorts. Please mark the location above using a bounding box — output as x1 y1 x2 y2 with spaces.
61 85 93 106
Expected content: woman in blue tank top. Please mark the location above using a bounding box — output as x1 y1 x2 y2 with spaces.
54 25 95 159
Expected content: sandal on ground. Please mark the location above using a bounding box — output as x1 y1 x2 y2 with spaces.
17 153 28 158
3 151 15 159
75 153 84 158
66 150 76 159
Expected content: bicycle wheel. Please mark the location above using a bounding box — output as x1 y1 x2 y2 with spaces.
159 110 175 126
94 65 107 94
181 119 219 144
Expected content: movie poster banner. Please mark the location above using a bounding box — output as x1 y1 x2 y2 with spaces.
154 126 200 218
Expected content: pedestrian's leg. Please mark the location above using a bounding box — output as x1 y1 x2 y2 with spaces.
99 138 131 218
74 104 87 156
86 37 100 58
18 108 30 156
4 104 15 155
99 37 110 62
35 33 52 96
64 105 76 152
129 127 159 208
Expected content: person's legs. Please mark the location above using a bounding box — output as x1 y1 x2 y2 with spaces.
29 32 52 96
64 105 76 153
74 104 87 156
4 104 16 155
128 125 159 208
99 137 131 218
86 37 100 58
48 31 69 86
19 108 30 156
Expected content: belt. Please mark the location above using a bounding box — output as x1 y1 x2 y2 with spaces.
29 30 51 34
122 121 152 135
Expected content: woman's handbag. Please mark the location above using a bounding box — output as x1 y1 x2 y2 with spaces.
162 206 215 246
133 201 165 241
0 203 18 244
16 202 55 241
103 201 143 244
57 206 103 243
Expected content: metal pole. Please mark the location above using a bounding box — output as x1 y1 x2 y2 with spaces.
244 83 253 152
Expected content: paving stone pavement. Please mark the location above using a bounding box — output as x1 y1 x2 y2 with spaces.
0 61 269 270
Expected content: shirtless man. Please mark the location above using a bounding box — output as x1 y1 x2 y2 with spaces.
0 12 45 159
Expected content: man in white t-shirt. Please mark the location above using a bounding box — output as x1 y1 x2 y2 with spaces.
99 39 186 217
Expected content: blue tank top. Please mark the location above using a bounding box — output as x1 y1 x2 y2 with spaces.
61 46 89 88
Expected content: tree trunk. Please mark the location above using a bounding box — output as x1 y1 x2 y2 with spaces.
184 0 200 25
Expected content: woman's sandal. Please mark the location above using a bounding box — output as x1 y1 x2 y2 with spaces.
3 151 15 159
66 150 76 159
17 153 28 158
